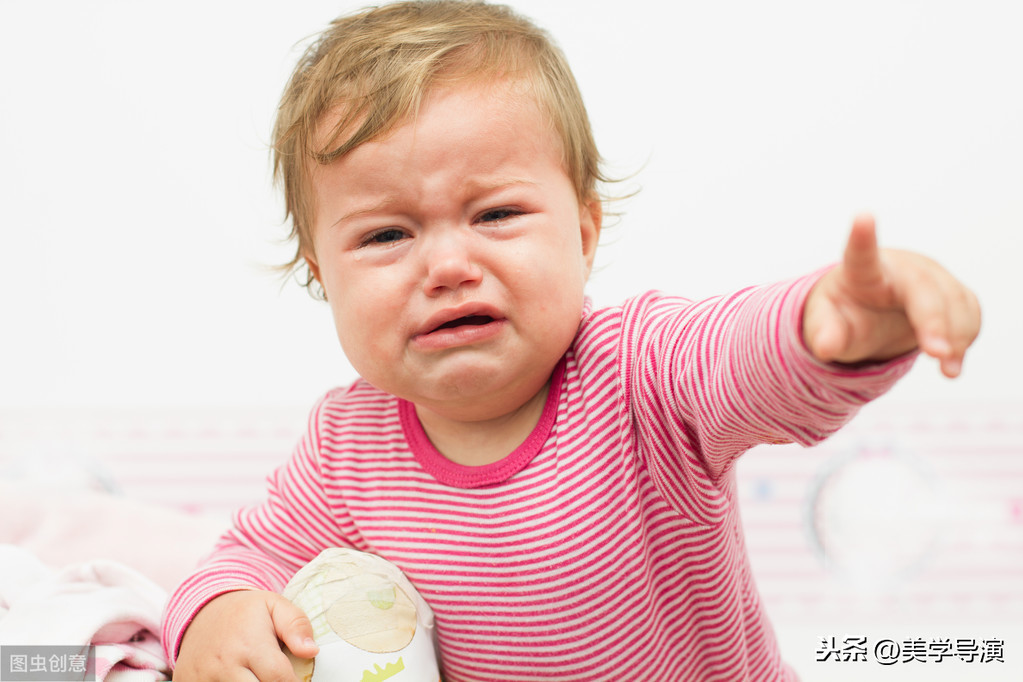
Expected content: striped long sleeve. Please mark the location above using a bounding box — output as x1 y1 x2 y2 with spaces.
162 272 915 681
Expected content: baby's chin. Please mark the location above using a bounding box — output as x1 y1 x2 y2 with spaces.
403 369 555 421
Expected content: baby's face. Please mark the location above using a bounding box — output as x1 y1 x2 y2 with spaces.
306 80 600 421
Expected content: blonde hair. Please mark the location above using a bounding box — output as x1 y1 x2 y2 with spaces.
272 0 609 295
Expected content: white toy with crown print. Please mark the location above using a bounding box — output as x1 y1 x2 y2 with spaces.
282 548 441 682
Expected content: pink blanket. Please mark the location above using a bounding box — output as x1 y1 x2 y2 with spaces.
0 481 228 680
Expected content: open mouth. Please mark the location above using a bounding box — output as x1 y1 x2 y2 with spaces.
432 315 495 332
414 309 504 350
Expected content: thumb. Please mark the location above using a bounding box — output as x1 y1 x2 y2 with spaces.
805 307 852 363
267 593 319 659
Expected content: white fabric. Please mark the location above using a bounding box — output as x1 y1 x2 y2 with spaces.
0 545 169 681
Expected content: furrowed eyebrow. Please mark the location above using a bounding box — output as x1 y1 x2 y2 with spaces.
330 195 400 228
329 178 539 228
463 177 540 193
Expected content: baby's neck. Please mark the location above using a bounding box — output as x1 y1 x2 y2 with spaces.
413 382 551 467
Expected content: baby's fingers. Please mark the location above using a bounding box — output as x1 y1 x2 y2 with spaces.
242 593 318 682
841 214 885 289
244 646 303 682
898 258 980 378
269 593 319 659
173 590 315 682
939 286 981 377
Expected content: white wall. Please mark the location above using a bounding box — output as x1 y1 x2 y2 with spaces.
1 0 1020 410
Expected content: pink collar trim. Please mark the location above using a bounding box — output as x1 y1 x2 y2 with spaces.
398 359 565 489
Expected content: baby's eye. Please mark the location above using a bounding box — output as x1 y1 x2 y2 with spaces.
361 228 408 246
477 208 522 223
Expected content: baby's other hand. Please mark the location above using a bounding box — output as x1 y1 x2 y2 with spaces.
173 589 319 682
802 214 981 377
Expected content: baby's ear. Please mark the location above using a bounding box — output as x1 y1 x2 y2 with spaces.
579 195 602 273
303 249 323 285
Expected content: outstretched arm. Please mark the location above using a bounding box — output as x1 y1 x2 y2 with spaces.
802 214 981 378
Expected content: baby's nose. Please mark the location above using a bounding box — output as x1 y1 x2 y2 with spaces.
421 230 483 295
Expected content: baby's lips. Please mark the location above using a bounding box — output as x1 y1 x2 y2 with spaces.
417 302 504 336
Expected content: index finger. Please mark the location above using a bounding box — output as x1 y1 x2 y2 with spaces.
841 213 884 287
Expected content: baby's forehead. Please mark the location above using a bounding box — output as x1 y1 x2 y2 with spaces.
311 75 557 162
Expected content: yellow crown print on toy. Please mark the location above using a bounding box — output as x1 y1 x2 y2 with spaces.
360 658 405 682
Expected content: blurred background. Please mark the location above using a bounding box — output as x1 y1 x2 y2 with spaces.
1 1 1020 679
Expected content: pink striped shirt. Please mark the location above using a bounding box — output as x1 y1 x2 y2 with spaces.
162 274 914 681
